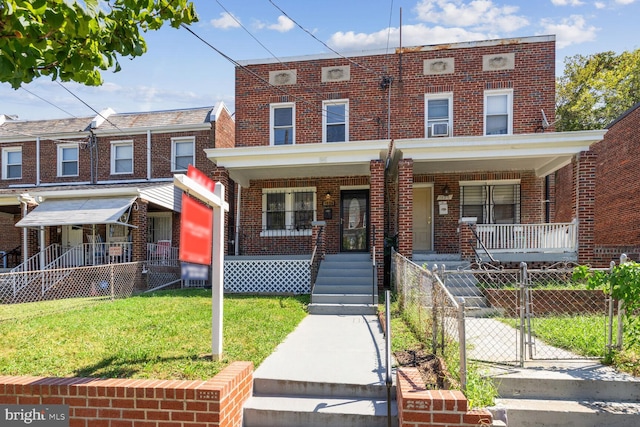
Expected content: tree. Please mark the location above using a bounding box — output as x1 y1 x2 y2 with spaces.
0 0 198 89
556 49 640 131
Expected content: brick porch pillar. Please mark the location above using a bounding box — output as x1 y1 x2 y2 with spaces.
574 150 597 265
459 219 477 262
398 159 413 258
370 159 385 289
212 166 231 256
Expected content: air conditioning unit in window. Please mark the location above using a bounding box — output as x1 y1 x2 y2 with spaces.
431 123 449 137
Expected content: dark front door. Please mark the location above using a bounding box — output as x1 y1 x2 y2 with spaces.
340 190 369 252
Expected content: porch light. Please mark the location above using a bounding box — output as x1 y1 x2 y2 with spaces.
442 184 450 196
325 192 331 201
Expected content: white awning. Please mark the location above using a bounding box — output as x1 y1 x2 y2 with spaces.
16 197 138 228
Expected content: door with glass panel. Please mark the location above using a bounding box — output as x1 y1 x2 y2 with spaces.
340 190 369 252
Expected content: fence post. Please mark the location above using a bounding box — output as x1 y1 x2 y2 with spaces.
608 260 616 352
110 264 115 301
519 262 527 367
431 265 439 355
458 297 467 392
617 254 627 350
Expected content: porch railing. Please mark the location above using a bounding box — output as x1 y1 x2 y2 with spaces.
475 221 578 253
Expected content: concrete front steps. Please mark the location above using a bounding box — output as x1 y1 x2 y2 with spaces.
413 252 495 316
490 361 640 426
308 253 377 315
243 379 396 427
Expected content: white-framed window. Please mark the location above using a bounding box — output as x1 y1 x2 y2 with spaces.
322 99 348 142
270 103 295 145
460 180 520 224
261 187 316 236
171 137 194 172
147 212 172 243
2 147 22 179
425 93 453 138
110 140 133 174
58 144 79 177
484 89 513 135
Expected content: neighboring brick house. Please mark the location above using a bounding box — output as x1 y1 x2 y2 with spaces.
555 102 640 267
206 34 605 280
0 103 234 269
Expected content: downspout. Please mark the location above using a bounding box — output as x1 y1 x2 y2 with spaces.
235 183 241 256
36 137 41 185
147 130 152 180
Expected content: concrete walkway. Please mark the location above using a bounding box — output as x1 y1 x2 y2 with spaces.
254 313 390 391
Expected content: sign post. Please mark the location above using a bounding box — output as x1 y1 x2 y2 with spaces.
174 166 228 360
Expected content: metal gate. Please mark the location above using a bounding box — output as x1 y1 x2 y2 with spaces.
440 261 615 366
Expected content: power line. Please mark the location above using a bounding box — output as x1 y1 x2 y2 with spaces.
385 0 395 54
19 86 78 119
267 0 385 79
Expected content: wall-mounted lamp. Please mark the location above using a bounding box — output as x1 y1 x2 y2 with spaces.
325 192 331 201
442 184 450 196
323 191 335 207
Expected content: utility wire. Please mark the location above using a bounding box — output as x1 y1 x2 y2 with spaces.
385 0 395 53
20 86 78 119
267 0 385 79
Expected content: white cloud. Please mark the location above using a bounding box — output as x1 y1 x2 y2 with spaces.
550 0 584 5
540 15 598 48
210 12 241 30
594 1 606 8
615 0 636 5
268 16 295 33
328 23 487 52
414 0 529 33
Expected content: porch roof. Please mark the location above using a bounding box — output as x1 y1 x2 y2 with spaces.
394 129 607 177
205 140 390 187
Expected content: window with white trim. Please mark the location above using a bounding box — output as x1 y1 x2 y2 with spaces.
425 93 453 138
460 181 520 224
111 140 133 174
270 103 295 145
484 89 513 135
262 188 316 235
323 99 348 142
2 147 22 179
172 137 194 171
58 144 79 177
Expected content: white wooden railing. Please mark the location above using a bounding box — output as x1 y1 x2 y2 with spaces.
475 221 577 253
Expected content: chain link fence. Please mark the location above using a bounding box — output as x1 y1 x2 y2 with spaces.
0 262 182 322
391 249 467 389
392 251 617 368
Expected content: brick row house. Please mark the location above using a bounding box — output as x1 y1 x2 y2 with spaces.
207 35 605 293
555 102 640 267
0 104 234 280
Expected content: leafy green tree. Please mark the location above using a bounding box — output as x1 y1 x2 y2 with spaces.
556 49 640 131
0 0 198 88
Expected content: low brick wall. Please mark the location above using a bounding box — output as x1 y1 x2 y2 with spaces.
0 361 253 427
483 288 607 316
397 368 492 427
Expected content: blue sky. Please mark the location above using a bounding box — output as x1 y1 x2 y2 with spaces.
1 0 638 121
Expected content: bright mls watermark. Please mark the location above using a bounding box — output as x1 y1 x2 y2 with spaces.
1 405 68 426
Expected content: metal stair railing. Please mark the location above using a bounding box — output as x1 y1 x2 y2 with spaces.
9 244 61 296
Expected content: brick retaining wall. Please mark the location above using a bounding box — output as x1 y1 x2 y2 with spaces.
0 361 253 427
397 368 492 427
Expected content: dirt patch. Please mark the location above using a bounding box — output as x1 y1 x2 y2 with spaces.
394 348 453 389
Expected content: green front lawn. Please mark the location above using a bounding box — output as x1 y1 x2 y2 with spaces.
0 290 309 380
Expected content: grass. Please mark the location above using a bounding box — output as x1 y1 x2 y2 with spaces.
0 289 309 380
500 314 640 375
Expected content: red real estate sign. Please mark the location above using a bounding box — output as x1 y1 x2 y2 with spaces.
179 165 216 266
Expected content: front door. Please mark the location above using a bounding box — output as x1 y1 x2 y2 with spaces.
340 190 369 252
62 225 84 266
413 186 433 252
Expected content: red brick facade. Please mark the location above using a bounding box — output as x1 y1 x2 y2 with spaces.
555 103 640 266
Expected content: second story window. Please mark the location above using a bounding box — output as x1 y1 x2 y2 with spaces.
425 93 452 138
172 137 194 171
323 100 348 142
111 141 133 174
271 103 294 145
2 147 22 180
485 90 513 135
58 144 78 177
